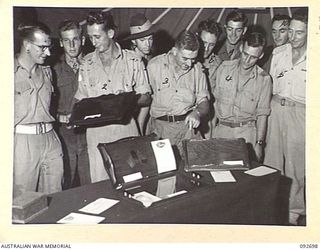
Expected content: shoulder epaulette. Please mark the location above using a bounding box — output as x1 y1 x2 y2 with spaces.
83 52 94 61
258 67 269 77
80 52 95 66
124 49 135 57
124 49 141 62
148 53 166 66
221 59 238 66
272 43 290 55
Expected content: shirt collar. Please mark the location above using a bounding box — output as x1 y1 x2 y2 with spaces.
65 54 82 64
14 54 39 74
14 56 21 73
113 42 122 59
63 53 83 71
236 58 258 80
289 43 307 65
94 42 122 61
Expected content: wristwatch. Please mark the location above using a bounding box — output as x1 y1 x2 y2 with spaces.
256 140 265 146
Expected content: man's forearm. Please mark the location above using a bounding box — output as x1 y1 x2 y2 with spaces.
256 115 268 141
137 106 150 136
137 93 152 107
194 99 209 118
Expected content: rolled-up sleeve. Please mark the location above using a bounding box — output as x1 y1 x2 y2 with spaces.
256 75 272 116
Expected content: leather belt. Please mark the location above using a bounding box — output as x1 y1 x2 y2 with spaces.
15 123 53 135
57 114 70 123
219 120 255 128
273 95 305 107
156 113 188 122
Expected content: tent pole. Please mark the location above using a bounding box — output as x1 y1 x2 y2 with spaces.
152 8 172 24
217 8 226 23
270 7 274 20
287 7 292 18
186 8 204 30
253 13 258 25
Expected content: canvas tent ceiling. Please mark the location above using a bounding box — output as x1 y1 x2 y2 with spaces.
13 6 304 55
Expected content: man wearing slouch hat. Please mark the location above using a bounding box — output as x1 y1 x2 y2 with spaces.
123 13 158 135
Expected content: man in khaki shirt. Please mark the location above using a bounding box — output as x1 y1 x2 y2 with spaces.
197 19 222 138
53 20 90 188
123 13 158 135
148 30 210 155
213 32 272 162
217 11 247 61
259 14 291 72
14 23 63 196
74 11 151 182
264 9 307 226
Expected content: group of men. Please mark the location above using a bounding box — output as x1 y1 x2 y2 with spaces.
14 8 307 226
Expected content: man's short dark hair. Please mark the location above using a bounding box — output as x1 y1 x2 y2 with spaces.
243 32 266 48
291 8 308 25
58 20 82 37
198 19 221 38
225 11 248 26
175 30 199 52
17 22 51 43
272 14 291 25
86 11 116 32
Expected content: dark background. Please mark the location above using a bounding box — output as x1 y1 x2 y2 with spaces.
13 6 305 61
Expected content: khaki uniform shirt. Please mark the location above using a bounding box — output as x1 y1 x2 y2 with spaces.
202 53 222 91
14 57 55 126
148 50 210 118
75 43 150 101
214 59 272 122
217 40 242 61
131 47 151 86
53 55 79 115
270 43 306 104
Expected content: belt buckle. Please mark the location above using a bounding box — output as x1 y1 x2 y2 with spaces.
38 122 46 134
36 123 41 134
239 122 243 127
168 115 175 122
280 98 286 106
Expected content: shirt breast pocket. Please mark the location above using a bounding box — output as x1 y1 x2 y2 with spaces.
172 87 195 105
15 81 33 96
291 69 306 100
217 81 233 98
15 81 34 117
57 74 74 88
237 90 256 115
153 78 169 99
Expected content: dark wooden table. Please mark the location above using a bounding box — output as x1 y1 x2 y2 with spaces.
29 168 282 225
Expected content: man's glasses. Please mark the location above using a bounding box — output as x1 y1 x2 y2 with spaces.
29 41 53 52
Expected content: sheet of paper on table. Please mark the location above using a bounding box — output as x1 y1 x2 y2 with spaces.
132 191 161 208
156 175 176 198
78 198 119 214
223 160 244 165
123 172 143 183
57 212 105 224
210 171 236 182
244 166 277 176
